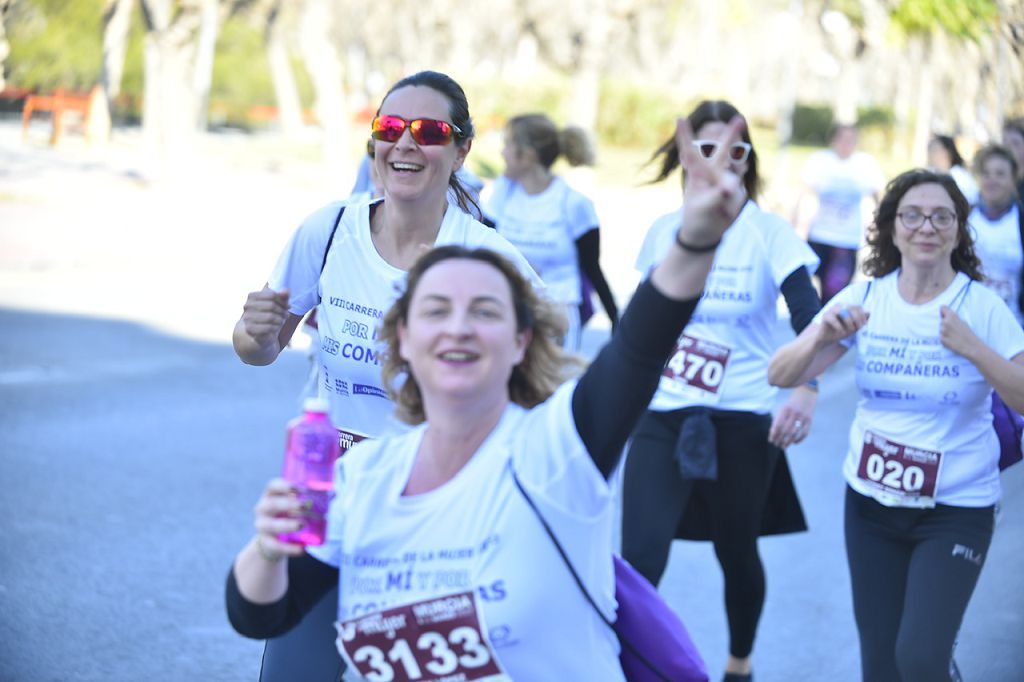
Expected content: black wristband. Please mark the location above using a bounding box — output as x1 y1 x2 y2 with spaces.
675 230 721 253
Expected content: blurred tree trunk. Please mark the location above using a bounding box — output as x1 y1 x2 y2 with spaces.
910 35 934 164
265 0 303 138
0 0 12 91
139 0 220 161
192 0 219 131
297 0 348 187
566 0 610 131
101 0 134 102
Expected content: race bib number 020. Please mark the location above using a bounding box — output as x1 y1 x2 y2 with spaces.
857 431 943 508
335 591 509 682
662 334 731 401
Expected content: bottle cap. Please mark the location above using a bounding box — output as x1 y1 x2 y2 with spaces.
303 397 330 414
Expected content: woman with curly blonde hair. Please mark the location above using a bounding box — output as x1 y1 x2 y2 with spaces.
228 117 750 679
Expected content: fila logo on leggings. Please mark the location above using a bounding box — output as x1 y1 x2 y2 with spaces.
951 544 983 566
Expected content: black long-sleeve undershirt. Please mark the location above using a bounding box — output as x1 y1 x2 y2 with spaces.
780 266 822 334
226 551 338 639
576 228 619 327
572 279 699 478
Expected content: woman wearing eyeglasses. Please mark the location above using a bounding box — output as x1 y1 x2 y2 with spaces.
621 100 821 682
769 169 1024 681
230 70 538 681
968 144 1023 327
486 113 619 350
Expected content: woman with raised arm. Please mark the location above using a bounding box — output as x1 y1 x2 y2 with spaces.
769 169 1024 681
623 99 821 682
230 70 538 681
226 117 748 679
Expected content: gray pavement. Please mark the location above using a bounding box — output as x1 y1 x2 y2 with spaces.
1 124 1021 680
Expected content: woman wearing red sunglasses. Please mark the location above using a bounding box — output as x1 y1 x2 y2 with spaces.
621 100 822 682
230 70 538 681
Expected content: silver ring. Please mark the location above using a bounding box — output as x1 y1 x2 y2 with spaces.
837 308 851 321
794 420 803 429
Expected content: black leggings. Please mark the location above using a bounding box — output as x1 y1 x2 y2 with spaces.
621 409 778 658
844 487 995 682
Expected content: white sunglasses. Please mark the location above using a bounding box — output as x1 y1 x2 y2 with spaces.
691 139 752 163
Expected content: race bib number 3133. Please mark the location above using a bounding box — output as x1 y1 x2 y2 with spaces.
335 591 509 682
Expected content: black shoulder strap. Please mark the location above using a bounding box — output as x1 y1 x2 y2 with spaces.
509 465 671 681
314 204 346 306
320 204 347 275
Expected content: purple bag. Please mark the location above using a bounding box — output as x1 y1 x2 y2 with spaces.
614 555 709 682
513 469 708 681
992 391 1024 471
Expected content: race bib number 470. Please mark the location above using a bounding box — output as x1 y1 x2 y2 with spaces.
662 334 731 401
857 431 943 508
335 591 509 682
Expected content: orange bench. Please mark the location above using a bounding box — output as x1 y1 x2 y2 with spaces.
22 86 101 145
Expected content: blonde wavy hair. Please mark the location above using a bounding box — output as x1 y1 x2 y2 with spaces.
379 246 582 425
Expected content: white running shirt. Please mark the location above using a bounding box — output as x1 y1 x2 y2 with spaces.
309 382 625 680
268 198 540 439
823 271 1024 507
969 204 1023 325
487 176 598 305
636 201 819 413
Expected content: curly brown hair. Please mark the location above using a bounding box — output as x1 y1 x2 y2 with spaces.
862 169 983 280
379 246 582 425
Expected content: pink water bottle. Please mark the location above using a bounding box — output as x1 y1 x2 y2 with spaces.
278 397 341 546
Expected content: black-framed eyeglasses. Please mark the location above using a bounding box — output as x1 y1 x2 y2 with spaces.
896 208 958 231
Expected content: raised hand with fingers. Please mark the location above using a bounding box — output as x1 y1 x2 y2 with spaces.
675 115 748 250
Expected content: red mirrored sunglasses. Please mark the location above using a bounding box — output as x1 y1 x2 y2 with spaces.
371 115 463 146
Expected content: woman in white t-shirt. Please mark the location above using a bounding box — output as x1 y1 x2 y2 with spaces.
487 114 619 350
969 143 1024 326
795 124 885 303
928 134 979 206
622 100 821 682
230 70 538 682
769 169 1024 681
226 117 750 679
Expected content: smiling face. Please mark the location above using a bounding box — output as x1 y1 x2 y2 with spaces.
397 258 530 408
374 85 469 206
892 182 959 271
